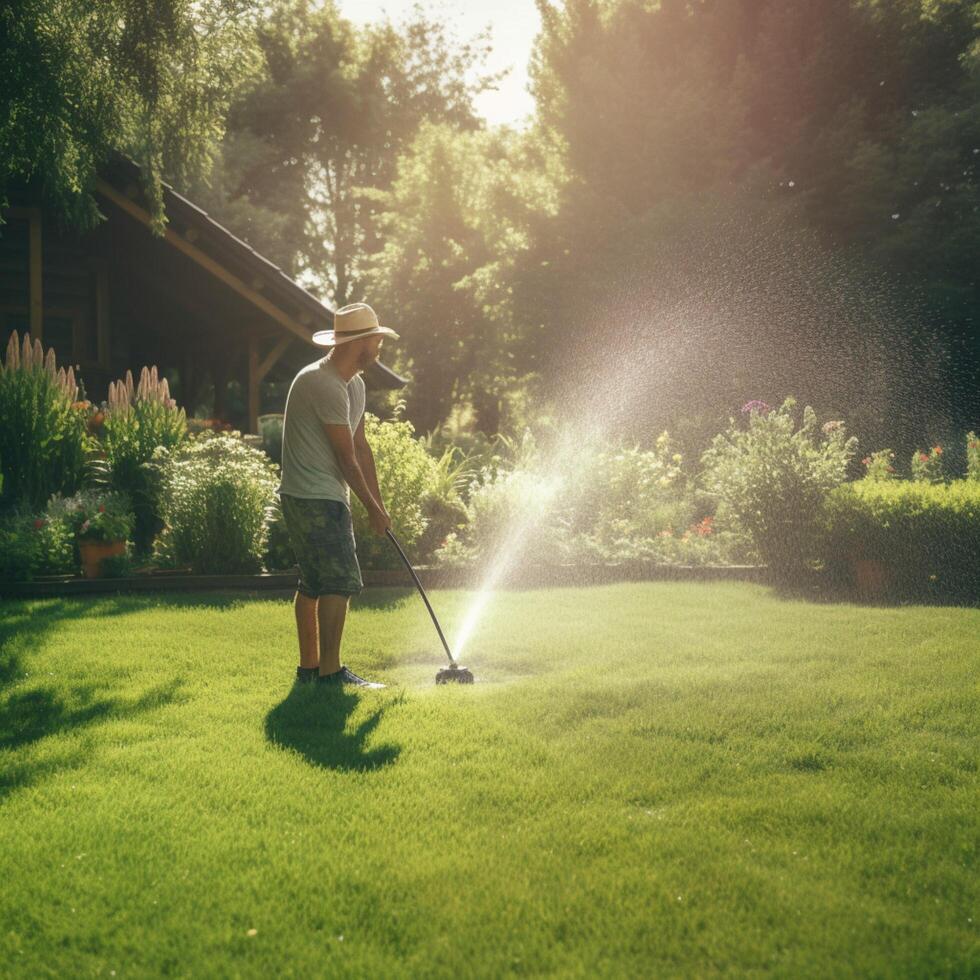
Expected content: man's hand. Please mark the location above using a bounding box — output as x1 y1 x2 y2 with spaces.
369 504 391 537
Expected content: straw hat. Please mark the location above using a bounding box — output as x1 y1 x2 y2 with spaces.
312 303 399 347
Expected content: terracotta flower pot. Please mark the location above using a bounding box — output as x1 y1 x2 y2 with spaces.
851 557 890 598
78 538 127 579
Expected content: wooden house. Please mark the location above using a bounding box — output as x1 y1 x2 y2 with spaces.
0 153 406 432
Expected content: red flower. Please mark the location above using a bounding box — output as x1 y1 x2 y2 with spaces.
692 516 714 537
98 504 106 513
861 457 870 466
33 518 45 529
919 453 929 462
933 446 942 455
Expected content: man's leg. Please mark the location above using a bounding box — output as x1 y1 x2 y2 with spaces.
317 594 350 676
295 592 319 669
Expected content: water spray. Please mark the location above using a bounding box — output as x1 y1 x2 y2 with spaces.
385 528 474 685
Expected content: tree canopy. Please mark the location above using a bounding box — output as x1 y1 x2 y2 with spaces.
4 0 977 448
1 0 260 233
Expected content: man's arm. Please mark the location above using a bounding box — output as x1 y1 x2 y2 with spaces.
353 417 384 510
321 423 390 533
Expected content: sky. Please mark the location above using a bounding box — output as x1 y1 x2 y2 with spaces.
335 0 541 129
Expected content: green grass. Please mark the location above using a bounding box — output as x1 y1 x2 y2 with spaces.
1 582 977 977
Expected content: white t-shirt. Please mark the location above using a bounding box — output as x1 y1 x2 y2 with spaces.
276 357 366 507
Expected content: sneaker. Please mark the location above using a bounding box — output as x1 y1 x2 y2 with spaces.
295 665 319 684
317 665 385 689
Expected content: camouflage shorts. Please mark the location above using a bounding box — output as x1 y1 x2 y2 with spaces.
279 494 363 598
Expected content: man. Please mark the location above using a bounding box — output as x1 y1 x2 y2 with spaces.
276 302 398 688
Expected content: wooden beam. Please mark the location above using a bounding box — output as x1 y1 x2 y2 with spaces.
95 179 316 345
257 334 293 383
29 210 42 339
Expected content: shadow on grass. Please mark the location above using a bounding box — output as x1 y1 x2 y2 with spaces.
264 684 403 773
0 597 188 801
766 575 980 610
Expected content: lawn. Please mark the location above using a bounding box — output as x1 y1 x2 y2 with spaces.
0 582 977 977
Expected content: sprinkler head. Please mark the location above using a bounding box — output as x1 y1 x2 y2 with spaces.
435 664 474 685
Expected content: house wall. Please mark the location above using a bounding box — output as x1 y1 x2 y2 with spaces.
0 205 111 394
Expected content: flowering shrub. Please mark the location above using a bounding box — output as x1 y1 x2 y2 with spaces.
149 432 279 574
99 366 188 552
349 412 443 569
262 495 296 572
861 449 897 481
966 432 979 481
567 434 687 539
435 434 755 568
820 480 980 598
700 398 858 576
46 489 135 542
911 445 944 483
0 512 76 580
436 465 566 567
0 332 90 510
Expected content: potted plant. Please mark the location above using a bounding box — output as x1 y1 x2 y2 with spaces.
47 489 136 578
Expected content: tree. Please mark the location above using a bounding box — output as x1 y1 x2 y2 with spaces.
519 0 980 440
1 0 261 233
364 122 561 435
183 0 507 302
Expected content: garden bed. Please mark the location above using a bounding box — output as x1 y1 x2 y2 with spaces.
0 561 770 597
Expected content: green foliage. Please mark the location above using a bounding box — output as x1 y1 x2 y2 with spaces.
100 547 135 579
436 434 755 568
364 121 557 433
519 0 980 445
700 399 858 576
566 435 687 543
150 432 279 574
820 480 980 598
0 512 76 581
258 414 284 465
186 2 502 300
967 432 980 481
437 465 566 567
262 494 296 572
861 449 898 481
47 489 135 543
911 444 945 483
350 413 438 569
422 423 529 492
1 0 261 233
100 367 188 552
0 332 90 512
